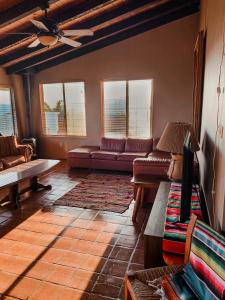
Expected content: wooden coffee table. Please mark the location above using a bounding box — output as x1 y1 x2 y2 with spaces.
0 159 60 207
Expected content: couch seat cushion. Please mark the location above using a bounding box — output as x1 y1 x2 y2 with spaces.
1 155 26 169
91 151 118 160
68 146 99 159
125 138 152 153
100 137 125 152
117 152 147 162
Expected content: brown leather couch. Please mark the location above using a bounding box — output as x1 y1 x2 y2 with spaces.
0 135 33 171
68 137 171 174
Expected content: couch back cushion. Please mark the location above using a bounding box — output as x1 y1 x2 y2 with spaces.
125 138 152 153
100 137 125 152
188 220 225 299
0 136 18 157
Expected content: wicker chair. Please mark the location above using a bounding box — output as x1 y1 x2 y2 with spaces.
124 215 197 300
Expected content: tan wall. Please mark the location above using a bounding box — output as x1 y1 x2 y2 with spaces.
198 0 225 230
31 14 199 159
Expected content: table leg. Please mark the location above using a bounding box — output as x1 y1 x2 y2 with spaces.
30 176 52 192
10 184 20 208
132 185 142 223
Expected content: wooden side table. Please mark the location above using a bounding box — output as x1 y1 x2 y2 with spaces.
131 175 161 222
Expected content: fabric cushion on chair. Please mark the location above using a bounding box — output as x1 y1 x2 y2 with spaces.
161 271 197 300
1 155 26 168
100 137 125 152
117 152 147 161
186 220 225 299
125 138 152 153
91 151 118 160
0 135 18 157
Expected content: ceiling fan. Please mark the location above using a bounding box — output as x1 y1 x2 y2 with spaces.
3 6 94 49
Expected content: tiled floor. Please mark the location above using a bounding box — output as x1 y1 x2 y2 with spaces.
0 162 150 300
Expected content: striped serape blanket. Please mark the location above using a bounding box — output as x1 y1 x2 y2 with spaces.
163 182 202 254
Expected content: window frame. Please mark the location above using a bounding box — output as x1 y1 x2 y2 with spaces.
39 80 87 137
101 79 153 139
0 84 18 136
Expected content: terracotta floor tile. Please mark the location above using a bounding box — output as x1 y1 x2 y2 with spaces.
102 260 128 278
79 229 100 242
89 242 113 258
110 246 133 261
59 251 87 268
0 253 14 273
128 263 144 271
103 223 122 234
6 256 32 275
53 237 74 251
70 271 94 291
47 264 75 286
26 261 55 280
120 225 140 236
96 232 120 245
0 270 18 294
116 236 138 248
7 276 41 299
81 255 106 273
71 219 91 229
88 220 108 231
0 162 147 300
71 239 93 254
61 227 84 239
40 248 64 263
131 249 144 264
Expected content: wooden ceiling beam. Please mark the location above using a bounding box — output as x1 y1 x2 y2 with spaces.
6 0 199 74
0 0 56 28
0 0 153 65
33 4 199 73
0 0 111 49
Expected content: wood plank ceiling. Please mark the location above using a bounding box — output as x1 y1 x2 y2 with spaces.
0 0 199 74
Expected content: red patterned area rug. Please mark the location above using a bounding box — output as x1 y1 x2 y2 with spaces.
54 173 133 213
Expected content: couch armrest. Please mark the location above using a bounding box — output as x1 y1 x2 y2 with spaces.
16 144 33 162
133 156 170 178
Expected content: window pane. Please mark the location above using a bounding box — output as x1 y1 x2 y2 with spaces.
103 81 126 138
0 88 16 136
128 80 152 138
64 82 86 136
42 83 65 135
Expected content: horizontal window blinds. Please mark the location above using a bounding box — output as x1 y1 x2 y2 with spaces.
103 80 152 138
128 80 152 138
103 81 126 138
41 82 86 136
0 88 17 136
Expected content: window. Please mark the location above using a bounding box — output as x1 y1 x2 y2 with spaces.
0 87 17 136
103 80 152 138
40 82 86 136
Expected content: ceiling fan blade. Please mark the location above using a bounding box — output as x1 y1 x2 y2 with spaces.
28 39 40 48
59 37 82 48
0 32 33 35
63 29 93 36
31 20 49 32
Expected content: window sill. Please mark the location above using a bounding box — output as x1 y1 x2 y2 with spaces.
40 134 87 138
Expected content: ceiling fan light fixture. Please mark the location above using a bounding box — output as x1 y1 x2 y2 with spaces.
38 34 58 46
